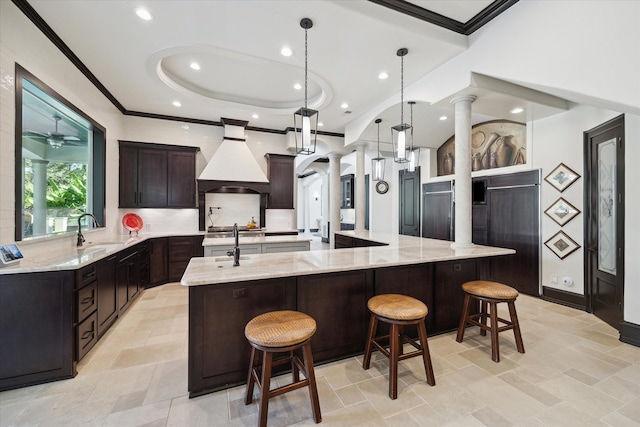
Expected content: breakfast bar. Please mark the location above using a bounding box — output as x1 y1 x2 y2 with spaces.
181 231 514 397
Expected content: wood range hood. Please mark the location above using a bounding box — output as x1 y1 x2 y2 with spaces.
197 118 270 230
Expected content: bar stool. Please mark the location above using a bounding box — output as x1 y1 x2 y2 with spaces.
362 294 436 399
244 310 321 427
456 280 525 362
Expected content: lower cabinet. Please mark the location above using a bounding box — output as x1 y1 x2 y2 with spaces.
97 255 118 338
149 238 168 286
0 271 74 391
118 249 141 313
203 241 310 257
75 263 98 361
169 235 204 281
433 260 478 332
334 234 388 249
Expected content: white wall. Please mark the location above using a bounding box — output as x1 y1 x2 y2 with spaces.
623 114 640 324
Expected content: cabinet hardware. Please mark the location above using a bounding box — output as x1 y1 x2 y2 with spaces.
83 271 95 278
233 288 248 299
81 329 94 340
81 296 94 305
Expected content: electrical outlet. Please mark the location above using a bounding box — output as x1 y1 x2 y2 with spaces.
146 223 151 231
551 274 558 284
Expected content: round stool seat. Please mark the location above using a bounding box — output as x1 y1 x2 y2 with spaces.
462 281 518 300
368 294 428 321
245 310 316 348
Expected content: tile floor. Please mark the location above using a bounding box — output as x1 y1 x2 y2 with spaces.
2 281 640 426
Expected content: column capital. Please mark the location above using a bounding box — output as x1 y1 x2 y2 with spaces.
450 95 477 105
355 145 365 153
328 152 342 161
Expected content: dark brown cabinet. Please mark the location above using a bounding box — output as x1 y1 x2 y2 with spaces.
265 153 295 209
119 141 198 208
334 234 388 249
340 174 355 208
169 235 204 281
117 249 141 312
433 260 477 332
422 181 454 241
75 263 99 361
97 255 118 337
149 237 168 286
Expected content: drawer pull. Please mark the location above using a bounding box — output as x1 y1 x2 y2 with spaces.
81 296 95 305
83 271 96 278
81 329 94 340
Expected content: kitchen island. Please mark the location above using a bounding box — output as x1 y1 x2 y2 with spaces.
181 231 514 397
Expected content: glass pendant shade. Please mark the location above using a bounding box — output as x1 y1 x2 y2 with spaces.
372 156 386 181
408 148 420 172
294 107 318 155
392 123 411 163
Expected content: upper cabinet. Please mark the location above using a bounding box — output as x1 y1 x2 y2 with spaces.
340 174 355 208
119 141 198 208
265 154 295 209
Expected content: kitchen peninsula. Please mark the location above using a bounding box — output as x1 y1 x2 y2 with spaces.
182 231 514 397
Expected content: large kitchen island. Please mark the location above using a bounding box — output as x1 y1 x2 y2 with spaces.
181 231 514 397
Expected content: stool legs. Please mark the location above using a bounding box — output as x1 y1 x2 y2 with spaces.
508 300 525 354
362 315 378 370
417 321 436 386
456 293 472 342
302 343 322 423
489 301 500 362
389 323 400 399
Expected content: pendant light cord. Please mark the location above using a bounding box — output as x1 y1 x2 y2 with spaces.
400 54 404 124
377 121 381 156
304 26 308 110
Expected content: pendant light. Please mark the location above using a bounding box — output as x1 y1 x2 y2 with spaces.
392 48 411 163
293 18 318 155
407 101 420 172
371 118 385 181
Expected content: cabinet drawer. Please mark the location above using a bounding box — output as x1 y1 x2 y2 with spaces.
76 311 98 361
76 263 97 289
76 281 97 323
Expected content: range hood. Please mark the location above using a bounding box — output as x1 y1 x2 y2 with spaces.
198 118 269 187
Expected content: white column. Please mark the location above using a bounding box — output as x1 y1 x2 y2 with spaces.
321 174 329 241
329 153 342 248
31 159 49 236
451 95 477 249
355 145 366 231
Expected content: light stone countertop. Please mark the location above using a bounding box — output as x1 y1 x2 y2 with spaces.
203 235 311 246
181 231 515 287
0 231 205 275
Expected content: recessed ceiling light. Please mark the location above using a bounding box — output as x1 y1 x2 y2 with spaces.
439 115 448 121
252 113 259 119
172 101 181 107
190 62 200 70
341 103 349 109
280 47 293 57
182 124 190 130
378 72 389 80
135 8 154 21
293 83 302 90
318 122 324 127
510 107 524 114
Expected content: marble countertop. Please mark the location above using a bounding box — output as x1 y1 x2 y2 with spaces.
0 231 205 275
181 231 515 287
203 235 311 246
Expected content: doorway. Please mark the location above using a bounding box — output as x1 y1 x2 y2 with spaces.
399 167 420 236
584 115 625 330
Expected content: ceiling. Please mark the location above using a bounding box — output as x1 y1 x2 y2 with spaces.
20 0 561 151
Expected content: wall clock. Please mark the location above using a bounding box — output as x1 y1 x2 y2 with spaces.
375 180 389 194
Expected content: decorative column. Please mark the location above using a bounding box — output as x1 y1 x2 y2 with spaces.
31 159 49 236
329 152 342 248
321 173 329 242
451 95 477 248
355 145 366 231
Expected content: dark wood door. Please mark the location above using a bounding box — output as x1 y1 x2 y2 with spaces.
149 238 168 286
266 154 295 209
486 176 540 296
97 255 117 337
118 144 138 207
422 181 453 241
168 151 196 208
399 167 421 236
585 115 625 330
137 149 167 207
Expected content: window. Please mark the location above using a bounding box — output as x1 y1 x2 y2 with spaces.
15 65 105 241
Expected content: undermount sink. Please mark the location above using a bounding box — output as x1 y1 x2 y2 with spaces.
77 243 122 254
213 256 252 263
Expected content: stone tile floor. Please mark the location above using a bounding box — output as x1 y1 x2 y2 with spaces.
1 282 639 426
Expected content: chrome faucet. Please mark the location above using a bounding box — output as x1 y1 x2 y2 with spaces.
226 222 241 266
77 213 100 247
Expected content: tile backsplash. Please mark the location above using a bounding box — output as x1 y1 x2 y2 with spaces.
205 194 260 228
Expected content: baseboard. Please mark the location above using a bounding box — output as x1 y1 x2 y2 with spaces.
541 286 587 311
621 321 640 347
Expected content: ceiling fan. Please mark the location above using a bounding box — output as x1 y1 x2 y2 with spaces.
22 115 82 149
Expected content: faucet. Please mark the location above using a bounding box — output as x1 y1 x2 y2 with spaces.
226 222 241 266
77 213 100 247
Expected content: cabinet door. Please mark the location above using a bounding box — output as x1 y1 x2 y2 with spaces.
266 154 294 209
117 251 138 312
168 151 196 208
149 238 168 286
119 145 138 207
97 255 118 337
297 270 373 362
434 260 477 333
128 252 141 301
137 149 167 207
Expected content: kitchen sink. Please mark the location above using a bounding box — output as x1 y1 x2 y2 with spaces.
213 256 252 263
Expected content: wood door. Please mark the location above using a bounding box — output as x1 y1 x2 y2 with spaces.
585 115 625 330
486 175 540 296
422 181 453 241
399 167 421 236
137 149 167 207
118 144 138 207
167 151 196 208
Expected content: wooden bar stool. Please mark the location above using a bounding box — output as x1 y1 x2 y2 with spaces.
456 280 525 362
244 310 321 427
362 294 436 399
